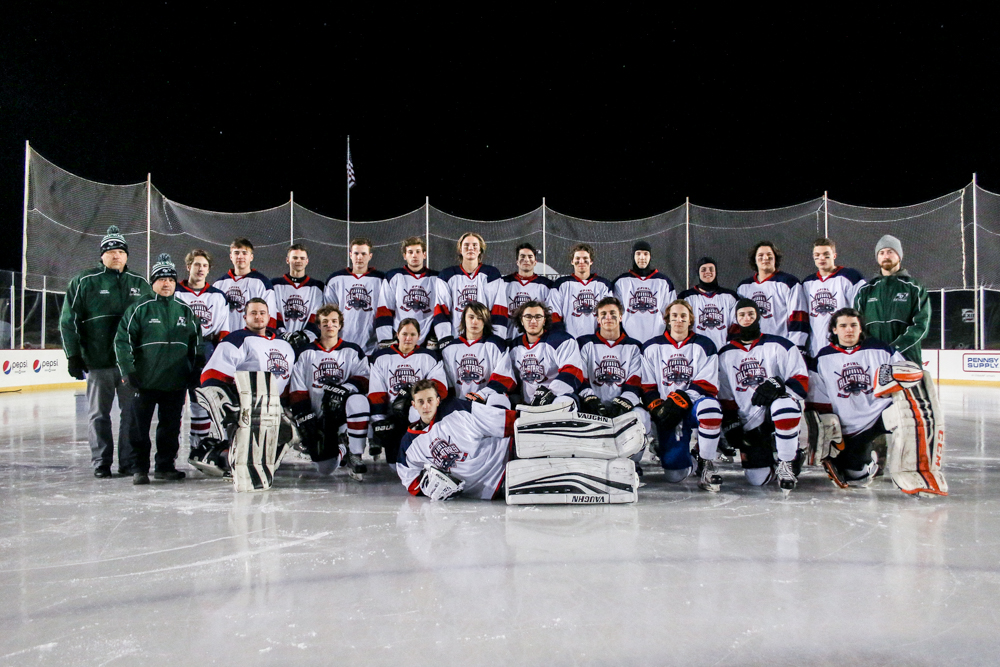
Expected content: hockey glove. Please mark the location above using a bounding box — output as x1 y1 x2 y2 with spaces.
281 330 310 350
371 421 396 450
648 390 690 432
322 384 351 418
606 396 634 418
466 392 487 404
67 356 88 381
226 294 242 311
530 387 556 407
751 377 786 407
580 394 607 416
436 335 454 349
377 339 395 350
389 386 413 423
419 464 465 501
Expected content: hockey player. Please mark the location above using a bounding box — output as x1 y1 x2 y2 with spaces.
678 257 739 350
324 237 385 355
640 300 724 490
375 236 452 348
368 318 448 468
271 244 324 351
289 304 371 480
577 297 644 418
501 243 553 339
737 241 809 351
439 232 508 335
441 301 510 402
550 243 614 339
214 238 277 338
717 298 809 494
613 241 676 343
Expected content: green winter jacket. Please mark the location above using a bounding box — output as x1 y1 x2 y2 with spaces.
60 265 154 369
114 294 203 391
853 269 931 364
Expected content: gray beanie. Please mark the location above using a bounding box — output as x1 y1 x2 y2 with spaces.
149 253 177 282
100 225 128 254
876 234 903 260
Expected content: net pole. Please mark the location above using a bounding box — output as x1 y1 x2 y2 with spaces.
961 187 967 289
290 191 295 245
685 197 691 289
974 173 980 348
146 173 152 279
823 191 829 237
542 198 547 274
20 141 30 349
8 285 14 350
980 286 986 350
425 197 430 266
940 290 945 349
40 275 46 349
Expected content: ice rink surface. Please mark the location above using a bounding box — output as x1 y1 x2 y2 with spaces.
1 386 998 666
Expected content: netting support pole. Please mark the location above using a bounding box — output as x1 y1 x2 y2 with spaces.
20 140 30 350
542 198 547 273
940 290 945 349
8 286 14 350
290 192 295 245
40 275 46 349
425 197 430 266
973 173 980 349
960 187 967 289
980 286 986 350
146 173 152 279
685 197 691 289
823 191 829 237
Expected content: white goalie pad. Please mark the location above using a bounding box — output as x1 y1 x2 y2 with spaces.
514 409 645 460
505 458 638 504
231 371 282 492
873 361 925 398
882 370 947 496
513 399 575 414
194 385 239 441
814 413 845 462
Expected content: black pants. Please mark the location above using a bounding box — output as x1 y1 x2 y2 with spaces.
839 416 889 471
130 388 186 473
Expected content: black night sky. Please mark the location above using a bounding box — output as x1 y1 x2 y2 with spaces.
2 7 998 272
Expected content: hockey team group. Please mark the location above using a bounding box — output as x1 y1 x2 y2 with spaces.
59 225 947 504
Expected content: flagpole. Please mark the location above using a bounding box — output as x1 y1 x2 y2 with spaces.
346 135 351 224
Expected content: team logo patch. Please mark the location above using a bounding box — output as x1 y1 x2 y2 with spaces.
402 286 431 313
519 353 546 383
389 365 417 394
129 287 142 296
734 356 767 391
283 294 307 322
430 436 468 472
267 350 289 378
593 356 625 387
346 284 373 311
836 362 872 397
627 287 657 314
698 304 725 331
894 292 908 302
457 354 485 384
457 285 478 311
313 359 345 386
190 300 211 326
751 292 772 319
662 354 693 386
226 287 246 312
811 288 838 316
176 316 187 326
572 290 597 317
509 292 531 311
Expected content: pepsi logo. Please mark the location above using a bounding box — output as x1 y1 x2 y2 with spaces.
33 360 40 373
2 361 9 375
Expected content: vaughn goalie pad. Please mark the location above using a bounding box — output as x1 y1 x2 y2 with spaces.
882 370 947 496
231 371 283 492
505 458 638 504
194 385 240 441
514 409 645 460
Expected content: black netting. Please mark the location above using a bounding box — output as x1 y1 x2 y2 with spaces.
428 207 543 275
973 185 1000 288
291 203 349 281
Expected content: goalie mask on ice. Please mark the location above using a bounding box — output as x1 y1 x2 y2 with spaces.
513 400 646 460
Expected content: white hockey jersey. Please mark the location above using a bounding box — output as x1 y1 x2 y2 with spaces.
271 274 325 337
324 268 386 355
809 339 904 435
640 332 720 403
200 329 295 396
213 269 277 338
613 270 676 343
501 273 554 338
174 281 228 343
441 335 509 398
375 267 452 345
439 264 508 333
397 400 516 500
801 267 867 357
368 345 447 422
484 330 584 399
578 332 644 406
717 334 809 430
289 339 370 414
678 286 740 350
736 272 809 348
551 274 614 339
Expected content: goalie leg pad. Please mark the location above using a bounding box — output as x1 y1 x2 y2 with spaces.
514 409 645 460
230 371 282 492
505 457 638 504
194 385 240 442
513 399 575 414
884 371 947 496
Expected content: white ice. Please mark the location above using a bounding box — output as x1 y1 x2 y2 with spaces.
1 386 998 666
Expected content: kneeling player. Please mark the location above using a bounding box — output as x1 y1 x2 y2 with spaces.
718 298 808 494
640 300 723 490
289 304 371 479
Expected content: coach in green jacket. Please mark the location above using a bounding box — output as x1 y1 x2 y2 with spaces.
115 254 204 484
60 225 154 478
853 235 931 365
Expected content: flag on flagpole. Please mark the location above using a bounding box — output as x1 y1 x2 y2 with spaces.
347 146 356 189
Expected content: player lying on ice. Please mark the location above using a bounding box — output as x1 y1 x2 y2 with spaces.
396 379 646 503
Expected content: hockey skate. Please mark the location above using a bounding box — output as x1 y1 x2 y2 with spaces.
846 452 879 488
696 457 722 492
821 456 849 489
348 453 367 482
188 438 231 478
775 459 797 497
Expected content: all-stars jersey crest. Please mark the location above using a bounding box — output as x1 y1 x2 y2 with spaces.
483 329 584 399
398 400 516 500
717 334 808 430
736 271 809 348
271 275 325 338
578 332 644 406
501 273 554 338
200 329 295 396
324 268 386 355
809 339 904 435
368 345 447 422
550 274 614 339
213 269 277 338
678 286 740 350
174 281 229 342
640 332 720 403
438 264 508 333
375 267 452 345
441 335 509 398
289 339 370 414
613 270 676 343
801 267 867 357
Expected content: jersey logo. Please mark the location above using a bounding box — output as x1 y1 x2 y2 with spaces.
698 304 725 331
267 349 289 378
734 356 766 391
189 300 212 327
662 354 693 386
593 356 625 386
346 284 373 312
100 289 110 295
836 362 872 397
518 353 546 384
176 316 187 326
313 359 345 386
627 287 657 314
129 287 142 297
226 286 246 312
509 291 531 311
457 354 485 384
457 285 479 311
894 292 908 302
430 436 468 472
810 288 838 316
389 365 417 394
401 286 431 313
283 294 308 322
572 290 597 317
751 292 773 319
148 318 161 324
